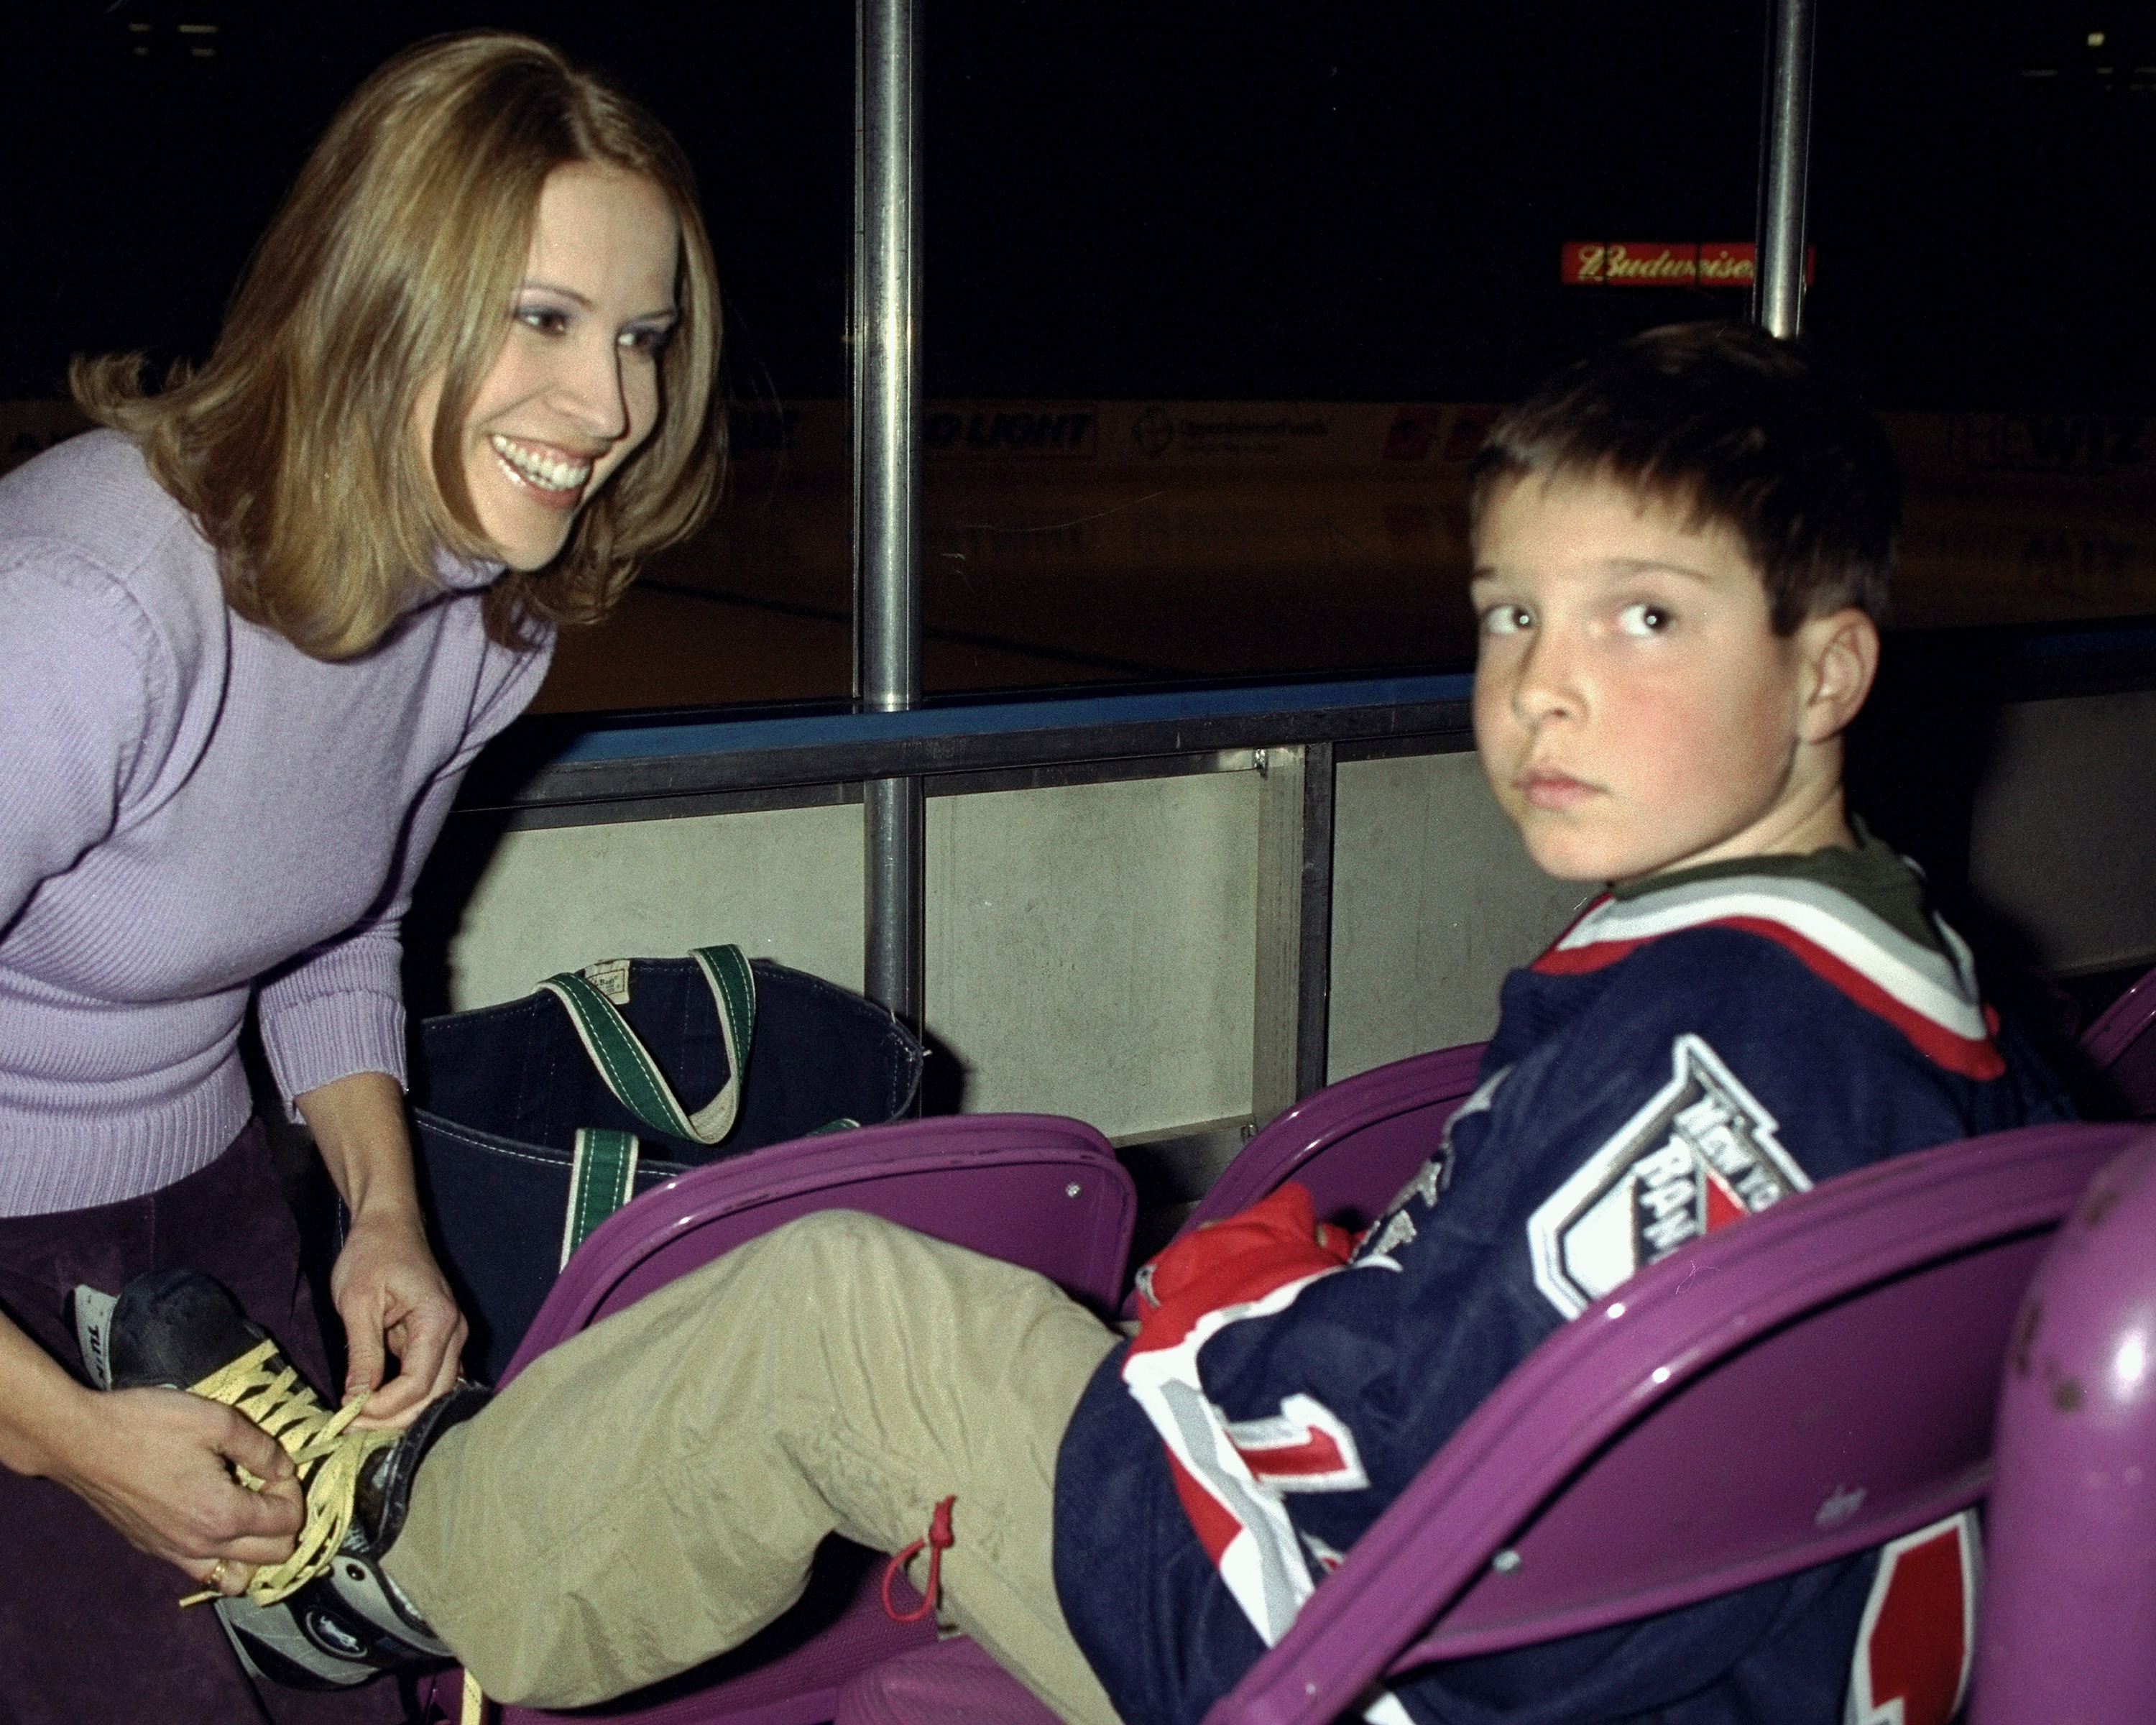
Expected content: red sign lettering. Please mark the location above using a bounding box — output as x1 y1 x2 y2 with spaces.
1561 242 1817 288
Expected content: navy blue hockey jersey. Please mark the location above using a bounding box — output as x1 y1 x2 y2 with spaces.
1054 837 2069 1724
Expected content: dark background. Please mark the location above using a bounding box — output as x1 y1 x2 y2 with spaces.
4 1 2152 413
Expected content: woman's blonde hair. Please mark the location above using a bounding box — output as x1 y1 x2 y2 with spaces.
73 31 722 660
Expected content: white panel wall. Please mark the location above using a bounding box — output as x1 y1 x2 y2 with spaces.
925 774 1258 1132
1327 751 1589 1081
1971 689 2156 975
436 695 2151 1143
434 752 1597 1138
445 802 866 1009
441 775 1262 1141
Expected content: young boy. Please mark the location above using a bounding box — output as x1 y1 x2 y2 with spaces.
106 323 2068 1723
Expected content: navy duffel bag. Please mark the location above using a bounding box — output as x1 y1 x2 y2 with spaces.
407 947 923 1381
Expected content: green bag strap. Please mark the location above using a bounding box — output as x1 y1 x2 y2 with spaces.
561 1128 640 1266
537 946 757 1146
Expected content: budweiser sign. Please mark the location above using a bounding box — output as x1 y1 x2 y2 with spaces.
1561 242 1816 288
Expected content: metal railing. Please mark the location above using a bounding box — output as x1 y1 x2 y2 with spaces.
466 669 1476 1118
833 0 1823 1062
453 617 2156 1129
854 0 927 1037
1755 0 1817 338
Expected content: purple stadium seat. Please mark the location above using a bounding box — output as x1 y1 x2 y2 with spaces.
834 1635 1059 1725
1187 1042 1488 1233
1120 1041 1488 1319
413 1113 1135 1725
836 1119 2145 1725
2079 962 2156 1118
1969 1137 2156 1723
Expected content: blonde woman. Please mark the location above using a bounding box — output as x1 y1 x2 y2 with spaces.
0 33 719 1720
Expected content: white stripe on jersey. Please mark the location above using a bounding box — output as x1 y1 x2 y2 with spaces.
1123 1269 1344 1645
1552 876 1986 1042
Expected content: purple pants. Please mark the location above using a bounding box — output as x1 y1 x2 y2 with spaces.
0 1124 408 1725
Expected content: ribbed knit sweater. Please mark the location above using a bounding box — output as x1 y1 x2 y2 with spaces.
0 431 551 1215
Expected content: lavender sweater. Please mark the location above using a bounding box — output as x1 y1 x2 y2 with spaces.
0 432 552 1215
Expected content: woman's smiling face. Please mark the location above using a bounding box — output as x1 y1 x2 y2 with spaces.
435 162 681 571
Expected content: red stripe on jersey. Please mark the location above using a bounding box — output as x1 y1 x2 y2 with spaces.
1533 915 2004 1080
1716 916 2004 1079
1532 935 1648 976
1165 1450 1243 1568
1549 893 1611 947
1232 1426 1350 1484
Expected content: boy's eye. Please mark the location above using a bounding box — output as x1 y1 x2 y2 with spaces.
1616 602 1670 638
1481 603 1533 638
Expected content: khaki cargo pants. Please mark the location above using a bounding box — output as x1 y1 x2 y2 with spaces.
385 1210 1123 1724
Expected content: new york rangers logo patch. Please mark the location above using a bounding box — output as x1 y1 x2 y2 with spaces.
1527 1034 1810 1318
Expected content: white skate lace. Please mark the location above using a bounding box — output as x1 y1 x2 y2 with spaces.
177 1338 398 1608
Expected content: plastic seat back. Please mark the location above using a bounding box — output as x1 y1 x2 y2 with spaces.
1117 1044 1487 1323
835 1636 1059 1725
844 1124 2141 1725
844 1124 2139 1725
420 1113 1134 1725
1971 1138 2156 1722
2080 962 2156 1118
1207 1120 2143 1724
505 1112 1135 1377
1195 1042 1487 1232
834 1045 1492 1718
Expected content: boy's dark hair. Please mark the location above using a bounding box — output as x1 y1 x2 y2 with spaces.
1468 322 1899 632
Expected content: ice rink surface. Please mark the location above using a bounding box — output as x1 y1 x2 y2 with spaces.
535 400 2156 713
8 397 2150 717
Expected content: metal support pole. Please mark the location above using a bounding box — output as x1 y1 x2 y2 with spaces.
1754 0 1816 339
854 0 924 1034
1251 743 1336 1127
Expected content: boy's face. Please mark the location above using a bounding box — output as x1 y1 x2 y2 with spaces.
1470 473 1866 885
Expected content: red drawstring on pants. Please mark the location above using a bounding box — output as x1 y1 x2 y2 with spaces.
882 1495 956 1624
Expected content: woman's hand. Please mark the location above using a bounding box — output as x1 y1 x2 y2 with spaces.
298 1071 468 1429
328 1205 466 1427
52 1386 302 1590
0 1310 296 1596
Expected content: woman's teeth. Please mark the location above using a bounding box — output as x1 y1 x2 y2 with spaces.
489 435 591 494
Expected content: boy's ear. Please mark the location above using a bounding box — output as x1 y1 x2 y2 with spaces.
1794 607 1880 745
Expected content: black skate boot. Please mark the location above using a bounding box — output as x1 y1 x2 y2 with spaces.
80 1269 489 1689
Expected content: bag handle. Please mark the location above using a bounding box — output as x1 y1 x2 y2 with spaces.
561 1129 640 1267
538 946 757 1146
